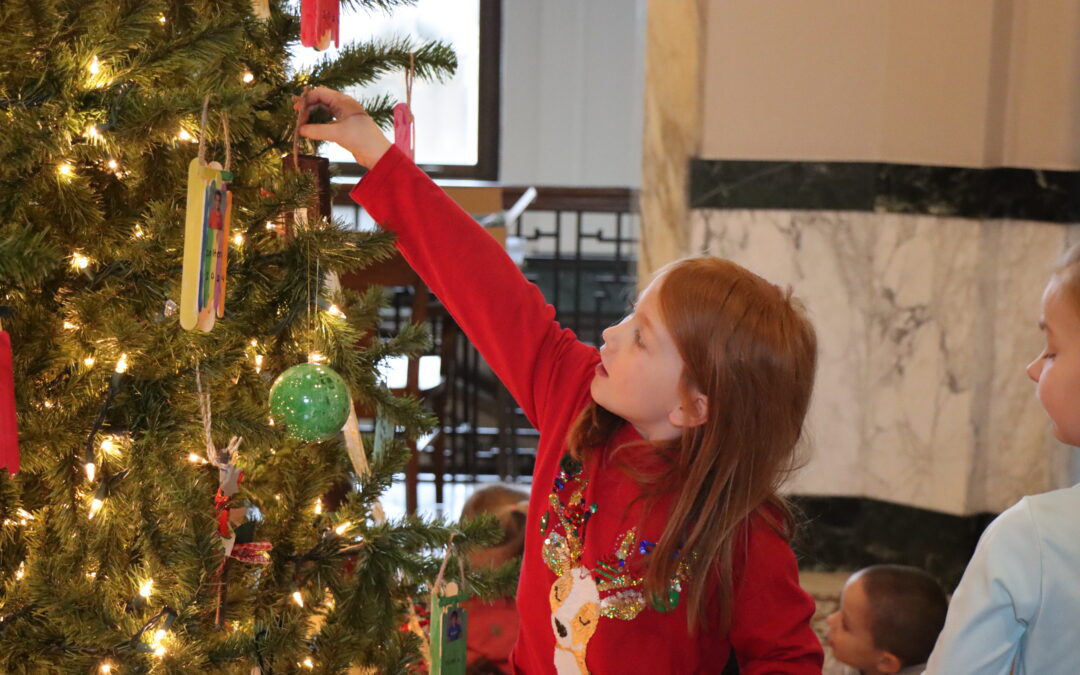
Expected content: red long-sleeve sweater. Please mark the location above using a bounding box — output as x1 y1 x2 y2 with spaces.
351 146 824 675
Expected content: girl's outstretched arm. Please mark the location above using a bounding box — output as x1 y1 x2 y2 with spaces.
301 89 598 429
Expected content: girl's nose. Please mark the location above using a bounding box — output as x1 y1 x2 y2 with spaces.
1026 357 1042 383
601 323 617 345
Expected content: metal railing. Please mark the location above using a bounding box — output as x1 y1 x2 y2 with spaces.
334 184 638 485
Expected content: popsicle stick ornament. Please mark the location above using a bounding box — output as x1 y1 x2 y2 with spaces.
180 97 234 332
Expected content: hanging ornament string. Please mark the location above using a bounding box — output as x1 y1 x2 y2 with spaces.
195 363 271 629
220 111 232 173
292 86 312 171
197 94 211 166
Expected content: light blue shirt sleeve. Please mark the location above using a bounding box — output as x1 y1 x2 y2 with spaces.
924 500 1041 674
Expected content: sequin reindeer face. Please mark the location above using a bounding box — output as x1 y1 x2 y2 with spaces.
549 566 600 675
541 456 689 675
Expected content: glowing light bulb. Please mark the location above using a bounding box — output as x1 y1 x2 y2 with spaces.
88 56 100 75
63 321 77 330
58 163 74 177
265 221 275 230
254 354 264 373
85 126 101 140
302 657 314 669
292 590 304 607
71 251 90 269
187 452 206 464
43 400 53 409
153 645 166 657
133 224 144 238
88 498 103 519
307 352 325 364
85 462 96 482
83 356 96 368
242 71 254 83
99 662 112 673
107 159 119 171
15 562 25 580
115 353 128 374
250 339 258 347
158 15 166 23
313 499 322 515
100 437 118 455
154 628 167 643
327 304 346 318
268 417 275 426
177 128 193 142
334 521 352 535
139 579 153 598
232 233 244 247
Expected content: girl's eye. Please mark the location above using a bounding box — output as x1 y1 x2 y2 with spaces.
1044 353 1056 360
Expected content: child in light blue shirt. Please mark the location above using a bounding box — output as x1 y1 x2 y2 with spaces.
926 245 1080 674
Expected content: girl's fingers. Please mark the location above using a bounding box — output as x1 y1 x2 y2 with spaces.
298 121 342 142
302 87 366 120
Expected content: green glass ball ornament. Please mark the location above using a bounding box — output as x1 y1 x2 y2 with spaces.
269 363 351 442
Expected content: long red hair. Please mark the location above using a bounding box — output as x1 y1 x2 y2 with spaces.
567 257 818 631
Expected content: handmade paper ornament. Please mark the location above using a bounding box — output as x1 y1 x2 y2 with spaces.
269 363 351 442
300 0 339 50
196 365 272 628
393 53 416 161
429 543 469 675
181 105 234 332
0 310 19 475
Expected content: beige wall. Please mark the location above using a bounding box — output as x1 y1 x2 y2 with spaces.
701 0 1080 169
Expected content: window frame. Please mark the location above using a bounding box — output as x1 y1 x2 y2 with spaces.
329 0 501 181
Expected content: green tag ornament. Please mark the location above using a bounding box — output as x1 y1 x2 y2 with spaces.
429 581 469 675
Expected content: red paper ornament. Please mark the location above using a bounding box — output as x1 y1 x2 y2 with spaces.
300 0 339 51
0 330 19 475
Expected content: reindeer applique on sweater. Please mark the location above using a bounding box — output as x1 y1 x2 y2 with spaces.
540 455 689 675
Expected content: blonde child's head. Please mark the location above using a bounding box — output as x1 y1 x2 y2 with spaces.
571 255 818 629
460 485 529 569
1027 244 1080 445
826 565 948 674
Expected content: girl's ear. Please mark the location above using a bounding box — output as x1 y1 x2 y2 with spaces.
669 392 708 429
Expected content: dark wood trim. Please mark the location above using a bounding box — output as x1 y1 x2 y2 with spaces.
501 186 637 213
333 183 638 214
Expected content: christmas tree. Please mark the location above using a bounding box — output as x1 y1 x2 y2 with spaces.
0 0 511 671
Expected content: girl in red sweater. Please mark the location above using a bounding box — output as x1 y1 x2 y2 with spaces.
299 88 824 675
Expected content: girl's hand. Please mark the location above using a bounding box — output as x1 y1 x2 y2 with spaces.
296 87 392 169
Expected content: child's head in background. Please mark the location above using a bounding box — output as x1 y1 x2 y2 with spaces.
826 565 947 674
460 485 529 569
1027 244 1080 446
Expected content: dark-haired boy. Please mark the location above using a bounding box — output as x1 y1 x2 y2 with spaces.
825 565 948 675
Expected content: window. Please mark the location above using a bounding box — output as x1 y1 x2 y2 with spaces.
291 0 500 179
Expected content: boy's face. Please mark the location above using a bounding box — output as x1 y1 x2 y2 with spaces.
825 575 899 674
1027 277 1080 445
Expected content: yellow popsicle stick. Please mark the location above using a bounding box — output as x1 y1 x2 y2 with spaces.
180 158 209 330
